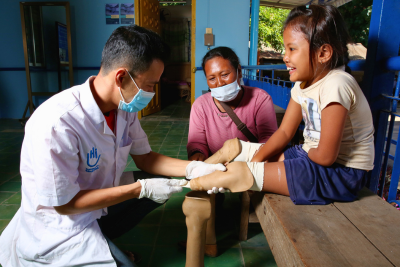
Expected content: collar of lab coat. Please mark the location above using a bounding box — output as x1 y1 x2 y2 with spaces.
80 76 105 127
80 76 129 138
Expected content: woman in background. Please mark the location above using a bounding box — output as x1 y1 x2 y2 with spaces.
187 46 278 162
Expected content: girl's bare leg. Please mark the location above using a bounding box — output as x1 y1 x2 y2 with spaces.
261 161 289 196
187 152 289 196
256 151 289 195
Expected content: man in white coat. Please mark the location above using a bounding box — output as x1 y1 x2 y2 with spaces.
0 25 225 267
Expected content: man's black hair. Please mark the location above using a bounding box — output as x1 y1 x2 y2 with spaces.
100 25 170 77
201 47 241 75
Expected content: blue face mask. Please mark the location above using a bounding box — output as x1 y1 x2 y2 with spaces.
118 70 155 113
210 70 241 102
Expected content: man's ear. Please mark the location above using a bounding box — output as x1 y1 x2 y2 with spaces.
318 44 333 65
115 68 128 88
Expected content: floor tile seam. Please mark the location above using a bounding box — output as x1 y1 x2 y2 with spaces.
238 241 246 266
162 208 183 211
147 206 165 267
135 223 161 227
0 174 21 187
240 246 272 250
0 203 20 207
0 191 19 205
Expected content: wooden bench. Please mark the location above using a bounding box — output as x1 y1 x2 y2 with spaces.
250 187 400 266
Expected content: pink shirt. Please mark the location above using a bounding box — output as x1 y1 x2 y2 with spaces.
187 86 278 158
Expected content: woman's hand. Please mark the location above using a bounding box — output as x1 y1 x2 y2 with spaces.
189 152 206 162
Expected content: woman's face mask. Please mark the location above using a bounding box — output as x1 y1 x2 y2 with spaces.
118 70 155 113
210 70 241 102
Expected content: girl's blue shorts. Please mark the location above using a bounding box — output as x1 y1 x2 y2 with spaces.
283 145 368 205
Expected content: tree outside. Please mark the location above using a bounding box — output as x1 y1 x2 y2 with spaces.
256 6 289 53
255 1 373 53
338 0 373 47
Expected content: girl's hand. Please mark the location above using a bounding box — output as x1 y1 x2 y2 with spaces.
308 102 348 166
252 144 264 159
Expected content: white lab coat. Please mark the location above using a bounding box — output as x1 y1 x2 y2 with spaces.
0 77 151 266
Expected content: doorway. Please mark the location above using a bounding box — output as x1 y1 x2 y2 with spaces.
136 0 194 118
158 2 193 122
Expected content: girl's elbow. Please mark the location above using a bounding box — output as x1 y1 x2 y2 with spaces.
320 155 337 167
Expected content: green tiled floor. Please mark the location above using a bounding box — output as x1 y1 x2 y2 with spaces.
0 99 276 266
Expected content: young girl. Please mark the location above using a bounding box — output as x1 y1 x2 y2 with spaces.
188 4 375 205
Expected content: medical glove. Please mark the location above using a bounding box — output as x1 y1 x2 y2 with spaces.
185 161 226 180
138 178 187 204
207 187 229 194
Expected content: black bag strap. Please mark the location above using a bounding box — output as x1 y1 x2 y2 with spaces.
219 101 258 143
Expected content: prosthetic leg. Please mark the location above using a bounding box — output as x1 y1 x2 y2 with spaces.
203 138 242 164
182 138 242 259
182 138 264 264
182 191 212 267
185 161 257 192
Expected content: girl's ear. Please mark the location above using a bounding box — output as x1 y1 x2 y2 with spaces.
318 44 333 65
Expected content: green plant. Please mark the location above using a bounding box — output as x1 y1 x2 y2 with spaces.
338 0 373 47
256 6 289 52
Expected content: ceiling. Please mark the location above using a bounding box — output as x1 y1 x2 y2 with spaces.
260 0 352 9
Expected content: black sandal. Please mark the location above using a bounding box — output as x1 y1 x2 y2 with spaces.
123 250 142 263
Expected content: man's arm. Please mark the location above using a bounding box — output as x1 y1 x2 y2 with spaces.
131 151 190 177
54 182 142 215
132 151 226 179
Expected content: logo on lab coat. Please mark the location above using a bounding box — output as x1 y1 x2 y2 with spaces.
86 147 101 172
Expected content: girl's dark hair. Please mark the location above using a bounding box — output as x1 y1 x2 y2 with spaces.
201 47 241 75
283 5 351 72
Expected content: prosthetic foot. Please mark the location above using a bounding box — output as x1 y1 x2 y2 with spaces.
185 161 255 192
182 191 212 267
204 138 263 165
204 138 242 164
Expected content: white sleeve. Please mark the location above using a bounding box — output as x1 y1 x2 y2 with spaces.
32 120 80 207
128 113 151 155
290 82 302 104
320 74 355 111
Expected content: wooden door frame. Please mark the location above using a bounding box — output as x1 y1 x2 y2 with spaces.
134 0 142 119
190 0 196 105
19 2 73 119
135 0 195 115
